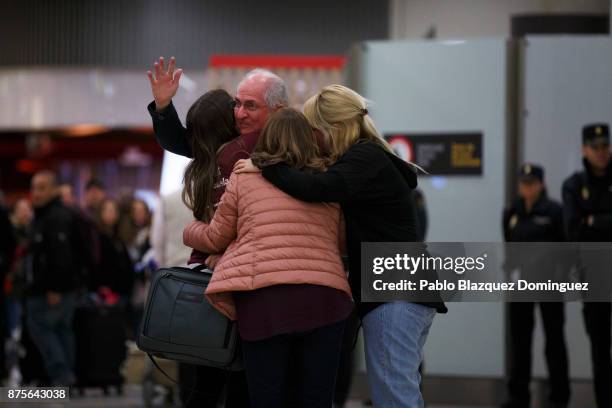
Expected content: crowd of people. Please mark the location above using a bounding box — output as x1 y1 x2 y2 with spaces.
0 175 156 389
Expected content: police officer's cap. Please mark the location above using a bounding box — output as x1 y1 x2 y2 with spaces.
518 163 544 182
582 123 609 146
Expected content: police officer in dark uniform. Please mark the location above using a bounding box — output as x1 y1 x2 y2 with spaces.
502 164 570 408
562 123 612 408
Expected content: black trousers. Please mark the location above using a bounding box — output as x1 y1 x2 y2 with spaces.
582 302 612 408
507 302 570 405
333 311 360 406
241 320 346 408
178 364 250 408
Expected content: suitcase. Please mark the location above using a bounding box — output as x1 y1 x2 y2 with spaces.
73 304 127 395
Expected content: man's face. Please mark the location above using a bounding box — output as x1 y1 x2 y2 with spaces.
101 201 119 227
59 185 76 207
31 174 57 208
84 187 106 210
518 178 544 202
13 199 33 226
582 143 611 171
234 76 273 135
131 200 149 227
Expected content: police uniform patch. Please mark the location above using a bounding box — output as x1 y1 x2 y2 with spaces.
524 164 531 174
596 126 602 135
533 216 551 225
509 214 518 229
582 186 589 200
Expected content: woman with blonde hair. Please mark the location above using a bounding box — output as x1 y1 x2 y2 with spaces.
183 107 353 408
235 84 447 408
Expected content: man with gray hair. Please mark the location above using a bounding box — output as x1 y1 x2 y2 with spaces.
146 57 288 408
147 57 288 158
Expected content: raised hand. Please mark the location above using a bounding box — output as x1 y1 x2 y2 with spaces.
146 56 183 111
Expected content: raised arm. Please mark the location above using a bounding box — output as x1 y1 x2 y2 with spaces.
146 56 192 158
183 174 239 253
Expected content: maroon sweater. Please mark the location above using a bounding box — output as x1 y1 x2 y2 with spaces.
188 131 260 264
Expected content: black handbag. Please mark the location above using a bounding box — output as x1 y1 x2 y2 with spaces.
137 265 242 371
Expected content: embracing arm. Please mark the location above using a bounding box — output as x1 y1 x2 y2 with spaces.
183 174 239 253
261 143 385 203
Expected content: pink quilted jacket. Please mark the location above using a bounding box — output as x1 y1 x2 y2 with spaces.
183 172 351 320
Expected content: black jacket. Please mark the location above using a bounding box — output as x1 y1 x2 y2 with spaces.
562 159 612 241
0 206 16 281
503 193 565 243
262 140 447 317
148 101 193 158
27 197 79 295
503 193 566 286
90 232 134 296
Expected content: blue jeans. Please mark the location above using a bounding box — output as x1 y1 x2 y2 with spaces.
362 301 435 408
26 293 76 385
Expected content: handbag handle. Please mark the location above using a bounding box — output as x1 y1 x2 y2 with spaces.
146 353 230 399
190 263 212 274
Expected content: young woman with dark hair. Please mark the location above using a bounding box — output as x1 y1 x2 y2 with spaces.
167 89 251 408
92 198 134 300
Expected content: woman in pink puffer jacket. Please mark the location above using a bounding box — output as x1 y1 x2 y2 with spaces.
183 108 353 408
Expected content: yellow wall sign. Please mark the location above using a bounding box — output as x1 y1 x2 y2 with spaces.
386 132 483 175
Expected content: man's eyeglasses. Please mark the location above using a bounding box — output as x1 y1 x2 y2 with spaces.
231 99 263 112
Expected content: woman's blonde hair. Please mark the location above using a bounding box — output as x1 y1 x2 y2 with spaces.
303 84 394 162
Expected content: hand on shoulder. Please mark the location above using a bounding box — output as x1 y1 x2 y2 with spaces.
233 159 260 174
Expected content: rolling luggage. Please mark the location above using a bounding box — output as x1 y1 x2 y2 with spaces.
74 303 127 395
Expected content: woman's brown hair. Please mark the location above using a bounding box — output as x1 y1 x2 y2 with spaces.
182 89 239 221
251 108 328 172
